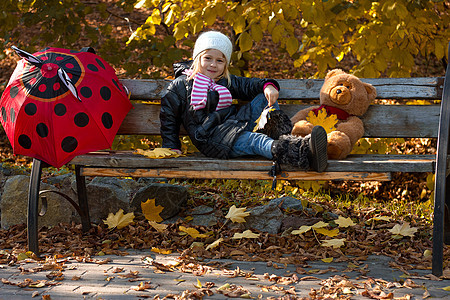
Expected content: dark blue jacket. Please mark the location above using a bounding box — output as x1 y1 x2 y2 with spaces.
160 61 279 159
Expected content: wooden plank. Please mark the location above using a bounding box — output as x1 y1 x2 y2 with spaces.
69 152 436 173
79 167 391 181
117 103 440 138
120 77 443 101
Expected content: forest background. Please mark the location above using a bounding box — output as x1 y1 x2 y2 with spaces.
0 0 449 201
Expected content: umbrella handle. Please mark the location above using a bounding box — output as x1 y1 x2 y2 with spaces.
57 68 82 102
11 46 43 67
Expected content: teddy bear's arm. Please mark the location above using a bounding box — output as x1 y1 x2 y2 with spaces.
290 106 318 137
335 116 365 146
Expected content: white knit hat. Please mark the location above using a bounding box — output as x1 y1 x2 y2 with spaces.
193 31 233 63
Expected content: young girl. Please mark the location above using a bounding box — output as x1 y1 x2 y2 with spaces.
160 31 327 172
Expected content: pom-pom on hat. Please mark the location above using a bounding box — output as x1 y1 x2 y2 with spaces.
193 31 233 63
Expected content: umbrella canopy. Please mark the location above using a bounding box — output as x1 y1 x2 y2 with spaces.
0 46 132 168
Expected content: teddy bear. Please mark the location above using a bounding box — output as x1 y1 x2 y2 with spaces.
291 69 377 160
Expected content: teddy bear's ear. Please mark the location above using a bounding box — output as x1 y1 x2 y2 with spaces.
364 82 377 101
325 69 346 79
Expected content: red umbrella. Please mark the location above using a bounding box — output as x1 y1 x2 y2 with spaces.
0 46 132 168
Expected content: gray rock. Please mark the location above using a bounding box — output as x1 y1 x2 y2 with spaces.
0 175 77 229
186 205 220 227
130 183 188 220
84 177 139 224
269 196 304 211
245 202 284 234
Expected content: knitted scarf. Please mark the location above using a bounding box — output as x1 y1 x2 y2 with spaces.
190 72 233 111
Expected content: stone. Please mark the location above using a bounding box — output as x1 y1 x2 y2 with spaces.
83 177 141 224
130 183 188 220
245 202 284 234
0 175 77 229
269 196 304 211
186 205 221 227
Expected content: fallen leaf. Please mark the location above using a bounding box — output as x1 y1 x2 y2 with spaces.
291 225 312 235
179 226 210 238
232 230 260 239
225 205 250 223
103 209 135 230
135 148 180 159
306 107 338 134
141 199 164 222
151 247 172 254
314 227 339 237
388 222 418 237
148 221 168 232
312 221 328 229
322 257 333 263
321 238 346 248
335 216 356 227
206 238 223 250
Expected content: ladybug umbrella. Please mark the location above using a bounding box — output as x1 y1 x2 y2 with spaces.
0 46 132 168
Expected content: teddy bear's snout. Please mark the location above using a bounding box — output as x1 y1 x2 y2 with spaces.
330 86 351 104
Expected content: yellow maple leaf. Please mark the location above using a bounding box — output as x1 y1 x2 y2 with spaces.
335 216 356 228
322 257 334 263
178 226 210 238
315 227 340 237
321 238 346 248
225 205 250 223
141 199 164 222
135 148 181 159
148 221 168 233
232 230 261 239
388 222 418 237
291 225 312 235
103 209 135 230
311 221 328 229
306 108 338 134
206 238 224 250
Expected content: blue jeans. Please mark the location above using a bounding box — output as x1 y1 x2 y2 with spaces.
229 94 280 159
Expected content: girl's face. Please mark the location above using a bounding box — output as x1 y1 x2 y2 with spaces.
199 49 226 81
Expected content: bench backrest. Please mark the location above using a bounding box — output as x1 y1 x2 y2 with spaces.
119 77 444 138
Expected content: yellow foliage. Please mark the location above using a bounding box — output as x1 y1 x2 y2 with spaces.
135 148 181 159
206 238 224 250
148 221 168 232
141 199 164 222
321 238 346 249
388 222 418 237
232 230 261 239
306 108 338 134
335 216 356 228
179 226 210 238
225 205 250 223
103 209 135 230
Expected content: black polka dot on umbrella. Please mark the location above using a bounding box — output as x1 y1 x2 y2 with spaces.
102 112 113 129
96 58 105 69
10 86 19 98
25 103 37 115
1 107 6 122
61 136 78 153
80 86 92 98
54 103 67 116
87 64 98 72
112 79 122 92
100 86 111 101
10 108 15 123
36 123 49 138
74 112 89 127
18 134 32 149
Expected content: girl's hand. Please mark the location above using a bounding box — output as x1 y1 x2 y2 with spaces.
264 84 279 107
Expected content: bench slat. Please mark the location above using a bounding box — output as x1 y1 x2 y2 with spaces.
70 152 436 173
79 167 392 181
121 77 443 101
118 103 440 138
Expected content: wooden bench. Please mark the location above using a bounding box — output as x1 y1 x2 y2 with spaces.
27 43 450 276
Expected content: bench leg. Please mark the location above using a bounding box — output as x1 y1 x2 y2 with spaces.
27 158 43 256
75 165 91 232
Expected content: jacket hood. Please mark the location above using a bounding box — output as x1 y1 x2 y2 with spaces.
173 60 193 78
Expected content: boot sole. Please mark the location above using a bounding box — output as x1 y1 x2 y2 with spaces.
310 126 328 172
